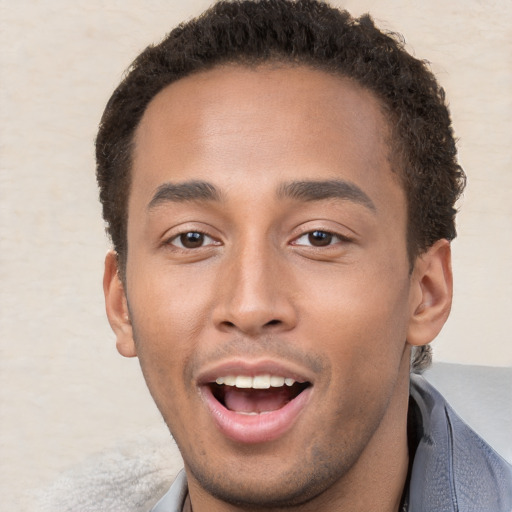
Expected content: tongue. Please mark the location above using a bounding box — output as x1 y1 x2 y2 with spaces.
224 387 292 413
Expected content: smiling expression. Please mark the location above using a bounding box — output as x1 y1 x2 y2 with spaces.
105 64 442 510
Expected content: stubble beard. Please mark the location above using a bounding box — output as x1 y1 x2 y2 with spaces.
177 423 379 511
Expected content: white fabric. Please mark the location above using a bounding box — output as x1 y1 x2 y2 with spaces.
28 428 182 512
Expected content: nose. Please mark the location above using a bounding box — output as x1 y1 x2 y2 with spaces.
212 243 298 337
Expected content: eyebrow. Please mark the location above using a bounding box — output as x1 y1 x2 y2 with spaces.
147 180 222 210
147 178 376 213
277 180 376 212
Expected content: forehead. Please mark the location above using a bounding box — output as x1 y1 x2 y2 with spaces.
131 64 399 206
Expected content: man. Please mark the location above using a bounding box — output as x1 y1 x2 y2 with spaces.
96 0 512 510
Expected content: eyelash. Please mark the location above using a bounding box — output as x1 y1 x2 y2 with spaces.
166 231 220 250
166 229 351 250
291 230 352 248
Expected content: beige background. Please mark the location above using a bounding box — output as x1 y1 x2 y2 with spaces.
1 0 511 509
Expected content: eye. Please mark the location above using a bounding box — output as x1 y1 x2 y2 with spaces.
293 230 347 247
168 231 218 249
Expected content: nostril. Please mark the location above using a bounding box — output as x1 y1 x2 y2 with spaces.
216 314 290 335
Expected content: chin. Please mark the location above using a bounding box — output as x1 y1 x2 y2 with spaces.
182 437 360 510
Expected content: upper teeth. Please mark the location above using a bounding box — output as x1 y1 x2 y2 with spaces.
215 375 296 389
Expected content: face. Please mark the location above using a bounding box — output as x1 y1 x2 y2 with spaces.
105 65 444 510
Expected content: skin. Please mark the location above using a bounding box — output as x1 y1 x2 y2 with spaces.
104 65 453 511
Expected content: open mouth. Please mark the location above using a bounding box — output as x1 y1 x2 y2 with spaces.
199 365 314 443
209 375 311 415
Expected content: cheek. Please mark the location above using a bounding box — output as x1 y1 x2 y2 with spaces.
302 269 411 434
302 264 411 373
127 282 207 441
126 267 217 404
129 263 215 340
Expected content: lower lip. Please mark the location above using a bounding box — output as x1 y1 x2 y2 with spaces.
200 385 312 444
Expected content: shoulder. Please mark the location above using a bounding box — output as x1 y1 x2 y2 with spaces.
409 373 512 512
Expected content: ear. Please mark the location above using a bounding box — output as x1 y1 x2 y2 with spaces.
407 239 453 347
103 250 137 358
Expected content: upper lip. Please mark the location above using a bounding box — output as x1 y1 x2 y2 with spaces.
196 358 315 386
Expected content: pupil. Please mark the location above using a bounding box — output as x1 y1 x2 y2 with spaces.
181 232 204 248
309 231 331 246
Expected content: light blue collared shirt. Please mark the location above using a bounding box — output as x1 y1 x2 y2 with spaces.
150 470 188 512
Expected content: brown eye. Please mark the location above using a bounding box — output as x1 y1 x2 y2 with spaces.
292 230 348 248
179 232 204 248
169 231 213 249
307 230 333 246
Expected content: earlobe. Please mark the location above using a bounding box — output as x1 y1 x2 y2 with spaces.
103 250 137 358
407 239 453 347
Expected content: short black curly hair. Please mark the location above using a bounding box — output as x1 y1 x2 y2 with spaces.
96 0 466 371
